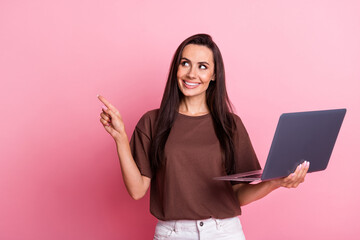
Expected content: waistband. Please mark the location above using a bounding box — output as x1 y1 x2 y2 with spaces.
157 216 240 232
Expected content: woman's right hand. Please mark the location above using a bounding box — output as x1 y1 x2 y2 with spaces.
98 94 151 199
97 94 126 142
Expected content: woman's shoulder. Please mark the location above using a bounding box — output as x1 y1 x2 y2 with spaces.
229 112 243 124
229 112 248 133
140 109 159 120
135 109 159 136
139 109 159 122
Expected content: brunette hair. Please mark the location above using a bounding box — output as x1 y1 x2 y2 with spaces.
150 33 237 175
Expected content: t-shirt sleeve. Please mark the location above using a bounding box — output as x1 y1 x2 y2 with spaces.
129 112 154 178
232 114 262 184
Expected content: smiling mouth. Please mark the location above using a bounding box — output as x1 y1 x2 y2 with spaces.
183 80 200 87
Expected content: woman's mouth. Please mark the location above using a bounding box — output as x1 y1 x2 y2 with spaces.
183 80 200 89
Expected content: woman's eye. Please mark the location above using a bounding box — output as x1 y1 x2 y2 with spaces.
181 61 189 67
199 65 207 70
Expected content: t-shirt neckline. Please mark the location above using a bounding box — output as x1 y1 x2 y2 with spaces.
176 112 211 119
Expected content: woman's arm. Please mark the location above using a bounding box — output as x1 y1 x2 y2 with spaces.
232 161 309 206
98 95 151 200
115 134 151 200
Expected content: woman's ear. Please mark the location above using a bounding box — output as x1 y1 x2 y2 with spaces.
212 74 216 81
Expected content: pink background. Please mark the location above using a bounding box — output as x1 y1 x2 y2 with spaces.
1 0 359 239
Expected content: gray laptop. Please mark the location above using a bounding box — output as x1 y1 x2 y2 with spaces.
214 109 346 182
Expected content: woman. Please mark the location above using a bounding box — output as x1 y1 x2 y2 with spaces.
98 34 309 239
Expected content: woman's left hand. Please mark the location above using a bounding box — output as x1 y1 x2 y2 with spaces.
271 161 310 188
233 161 310 206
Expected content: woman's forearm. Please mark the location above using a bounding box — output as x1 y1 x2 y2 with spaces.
233 163 309 206
97 95 150 200
115 134 150 200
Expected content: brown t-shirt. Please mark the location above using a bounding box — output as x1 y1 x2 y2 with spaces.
129 109 261 221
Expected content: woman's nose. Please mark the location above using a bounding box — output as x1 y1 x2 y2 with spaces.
187 66 197 79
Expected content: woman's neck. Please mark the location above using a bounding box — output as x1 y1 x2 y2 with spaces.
178 96 209 116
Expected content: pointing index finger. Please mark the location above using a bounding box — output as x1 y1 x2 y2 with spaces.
97 94 115 110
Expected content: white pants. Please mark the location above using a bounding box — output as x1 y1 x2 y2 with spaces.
153 216 246 240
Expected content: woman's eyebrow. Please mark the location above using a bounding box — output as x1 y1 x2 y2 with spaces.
180 57 191 62
198 61 210 66
180 57 210 65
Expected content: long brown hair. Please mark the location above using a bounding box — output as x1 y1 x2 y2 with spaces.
150 33 237 175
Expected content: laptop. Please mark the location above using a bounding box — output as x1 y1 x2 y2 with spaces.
214 108 346 182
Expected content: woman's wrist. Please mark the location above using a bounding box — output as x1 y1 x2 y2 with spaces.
267 179 282 190
114 132 129 145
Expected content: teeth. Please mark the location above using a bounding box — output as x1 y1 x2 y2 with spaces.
185 81 200 86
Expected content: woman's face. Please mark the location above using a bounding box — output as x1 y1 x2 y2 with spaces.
177 44 215 100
